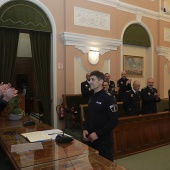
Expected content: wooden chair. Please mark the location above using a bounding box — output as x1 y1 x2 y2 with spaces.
80 104 88 129
63 94 83 128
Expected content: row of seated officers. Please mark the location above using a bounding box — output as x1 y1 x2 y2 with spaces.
81 71 161 116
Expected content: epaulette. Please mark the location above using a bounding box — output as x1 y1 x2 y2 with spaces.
106 92 112 96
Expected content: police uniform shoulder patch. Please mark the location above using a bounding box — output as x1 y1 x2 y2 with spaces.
109 104 118 112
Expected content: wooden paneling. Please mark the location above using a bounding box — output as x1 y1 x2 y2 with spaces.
114 112 170 159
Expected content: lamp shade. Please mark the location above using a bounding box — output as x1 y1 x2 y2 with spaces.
88 51 99 65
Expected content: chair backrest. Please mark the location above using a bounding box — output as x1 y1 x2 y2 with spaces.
80 104 88 129
63 94 83 110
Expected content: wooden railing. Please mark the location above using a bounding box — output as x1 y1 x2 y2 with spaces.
114 111 170 159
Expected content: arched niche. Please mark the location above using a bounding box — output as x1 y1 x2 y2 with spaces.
122 23 152 89
123 24 150 47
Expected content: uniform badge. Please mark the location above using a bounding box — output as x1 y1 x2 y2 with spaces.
148 92 151 95
121 81 123 84
131 94 133 97
96 101 102 104
85 84 88 87
110 104 118 112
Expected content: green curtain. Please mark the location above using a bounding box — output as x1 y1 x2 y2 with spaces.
0 28 19 83
30 31 51 125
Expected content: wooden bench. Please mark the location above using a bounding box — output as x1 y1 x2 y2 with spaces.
63 94 83 128
114 111 170 159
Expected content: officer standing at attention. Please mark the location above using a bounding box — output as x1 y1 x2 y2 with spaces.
83 70 118 161
123 80 141 116
141 78 161 114
117 71 132 102
81 72 93 104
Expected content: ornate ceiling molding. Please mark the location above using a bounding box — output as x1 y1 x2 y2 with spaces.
88 0 170 22
156 46 170 61
61 32 121 55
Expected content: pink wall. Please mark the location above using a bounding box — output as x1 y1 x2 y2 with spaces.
35 0 170 101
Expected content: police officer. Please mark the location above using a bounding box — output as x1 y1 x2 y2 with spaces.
141 78 161 114
103 80 117 101
105 73 115 92
123 80 141 116
81 72 93 104
83 71 118 161
117 71 132 102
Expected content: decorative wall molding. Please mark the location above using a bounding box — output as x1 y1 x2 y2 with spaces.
61 32 121 55
88 0 170 22
164 28 170 42
156 46 170 61
74 6 110 31
136 11 143 22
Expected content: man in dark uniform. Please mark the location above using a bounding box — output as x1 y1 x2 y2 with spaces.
141 78 161 114
81 72 93 104
83 71 118 161
123 80 141 116
117 71 132 102
103 80 117 101
105 73 115 92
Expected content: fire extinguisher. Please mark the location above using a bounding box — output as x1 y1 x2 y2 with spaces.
56 104 65 119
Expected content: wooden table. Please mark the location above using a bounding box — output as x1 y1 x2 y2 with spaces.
20 153 125 170
0 117 126 170
0 116 38 129
0 123 98 169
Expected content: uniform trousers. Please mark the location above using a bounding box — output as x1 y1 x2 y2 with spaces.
88 133 114 161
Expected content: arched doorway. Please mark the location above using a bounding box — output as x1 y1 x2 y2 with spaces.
0 0 57 126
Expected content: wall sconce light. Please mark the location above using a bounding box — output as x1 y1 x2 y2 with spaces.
88 50 99 65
